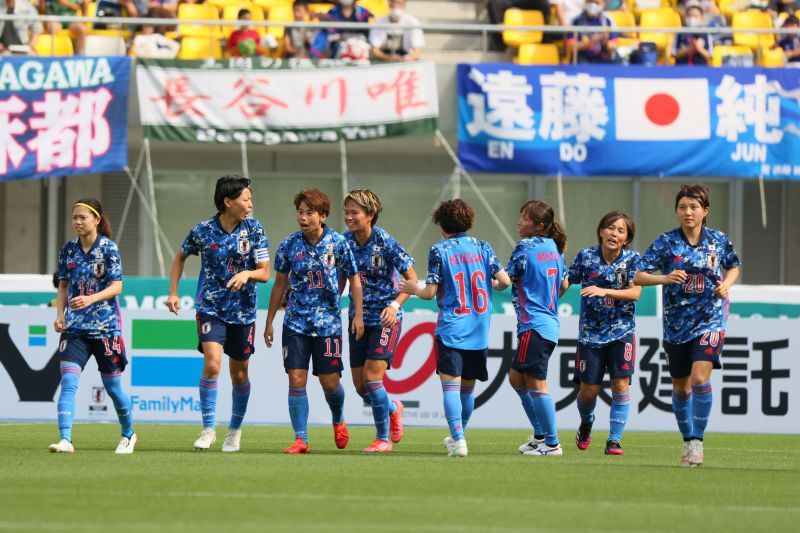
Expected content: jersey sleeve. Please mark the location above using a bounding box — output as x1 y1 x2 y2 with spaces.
56 243 70 280
387 236 415 273
251 220 270 263
640 236 666 273
482 241 503 277
274 238 291 274
720 236 741 270
505 242 525 279
181 226 200 256
338 239 358 278
567 250 584 285
105 241 123 281
626 252 642 285
425 245 443 285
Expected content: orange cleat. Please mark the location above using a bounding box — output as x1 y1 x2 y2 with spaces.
333 421 350 449
363 439 392 453
389 400 404 443
284 437 310 454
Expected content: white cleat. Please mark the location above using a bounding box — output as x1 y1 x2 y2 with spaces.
221 429 241 453
518 435 545 453
194 428 217 451
680 441 692 468
687 439 704 467
448 439 468 458
523 442 563 456
48 439 74 453
443 436 455 453
115 433 137 454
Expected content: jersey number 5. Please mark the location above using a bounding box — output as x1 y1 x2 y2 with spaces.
453 271 488 315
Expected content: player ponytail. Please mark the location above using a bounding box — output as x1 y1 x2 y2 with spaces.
74 198 112 238
675 184 710 226
520 200 567 255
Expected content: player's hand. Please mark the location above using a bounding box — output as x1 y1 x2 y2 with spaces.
227 271 251 292
695 38 706 50
713 280 730 298
581 285 607 298
54 314 66 333
351 314 365 341
264 322 274 348
665 270 687 285
166 293 181 315
68 295 94 310
380 305 398 327
398 279 418 296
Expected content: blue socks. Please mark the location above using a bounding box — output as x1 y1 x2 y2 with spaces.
57 363 81 442
288 388 309 442
442 381 464 441
229 380 251 431
199 377 218 429
460 385 475 430
101 372 133 437
672 389 693 440
514 385 543 437
691 382 712 440
609 392 631 443
324 384 345 425
530 390 558 446
366 380 390 441
577 395 596 425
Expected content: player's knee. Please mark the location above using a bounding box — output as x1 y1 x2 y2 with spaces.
202 364 221 379
610 379 630 395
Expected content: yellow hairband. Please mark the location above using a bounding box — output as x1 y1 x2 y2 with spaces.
74 202 100 218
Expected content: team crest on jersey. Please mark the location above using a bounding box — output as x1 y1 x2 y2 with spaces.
370 252 383 268
323 252 336 267
92 261 105 277
201 322 211 335
238 230 251 254
616 269 627 287
59 339 67 352
706 253 719 269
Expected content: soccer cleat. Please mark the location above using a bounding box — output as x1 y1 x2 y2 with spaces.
604 440 624 456
333 421 350 449
687 439 704 467
576 420 593 450
193 428 216 451
221 429 242 453
115 433 137 454
284 437 310 454
48 439 74 453
443 436 455 453
363 439 392 453
524 443 563 456
389 400 404 443
518 435 545 453
679 441 692 468
448 439 468 457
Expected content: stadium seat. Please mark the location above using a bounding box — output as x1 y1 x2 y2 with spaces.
85 2 132 40
359 0 389 19
178 3 223 39
710 44 753 66
252 0 292 17
732 10 775 51
177 36 223 59
630 0 675 21
222 5 266 38
308 2 332 15
267 3 294 39
85 35 127 56
516 43 560 64
606 10 637 37
760 45 785 67
638 8 681 56
718 0 750 23
502 9 544 49
34 34 74 56
206 0 248 13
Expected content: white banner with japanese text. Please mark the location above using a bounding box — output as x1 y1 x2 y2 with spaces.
136 59 438 144
1 308 796 434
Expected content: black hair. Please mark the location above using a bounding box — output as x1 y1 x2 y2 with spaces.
214 175 252 213
73 198 112 238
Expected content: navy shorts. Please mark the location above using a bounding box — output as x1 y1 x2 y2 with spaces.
573 334 636 385
664 331 724 379
196 313 255 361
349 320 402 369
58 333 127 374
435 337 488 381
512 328 557 380
282 326 344 376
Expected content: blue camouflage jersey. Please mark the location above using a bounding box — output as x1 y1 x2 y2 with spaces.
274 225 358 337
506 237 566 343
568 246 641 347
639 227 740 344
57 236 123 337
426 233 503 350
181 215 270 325
343 227 415 327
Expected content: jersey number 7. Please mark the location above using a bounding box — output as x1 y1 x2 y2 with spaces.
453 271 488 315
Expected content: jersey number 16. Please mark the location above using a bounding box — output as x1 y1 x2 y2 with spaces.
453 271 488 315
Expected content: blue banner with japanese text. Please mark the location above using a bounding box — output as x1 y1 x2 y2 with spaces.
0 56 129 181
457 64 800 179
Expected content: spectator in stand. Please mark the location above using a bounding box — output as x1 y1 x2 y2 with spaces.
369 0 424 61
227 8 263 57
92 0 139 32
0 0 42 55
486 0 550 51
775 0 799 16
143 1 178 35
776 14 800 63
552 0 585 29
39 0 88 55
132 21 180 56
672 1 713 66
566 0 617 63
313 0 373 59
285 0 319 58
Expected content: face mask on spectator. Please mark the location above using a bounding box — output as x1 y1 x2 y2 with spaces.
585 2 602 17
390 8 403 20
685 16 702 27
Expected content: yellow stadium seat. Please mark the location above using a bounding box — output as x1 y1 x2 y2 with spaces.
360 0 389 19
34 34 74 56
222 5 266 38
631 0 675 21
760 45 785 67
732 10 775 50
516 43 560 64
502 9 544 49
639 8 681 54
178 3 223 38
206 0 248 13
308 3 332 15
85 2 132 39
606 10 637 37
267 3 294 39
177 36 223 59
710 44 752 66
718 0 750 23
252 0 292 17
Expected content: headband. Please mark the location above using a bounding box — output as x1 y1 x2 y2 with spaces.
74 202 101 218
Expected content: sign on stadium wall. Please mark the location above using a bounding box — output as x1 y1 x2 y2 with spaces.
136 59 439 144
1 308 796 434
0 57 130 181
457 64 800 178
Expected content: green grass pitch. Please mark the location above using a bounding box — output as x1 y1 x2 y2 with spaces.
1 423 798 532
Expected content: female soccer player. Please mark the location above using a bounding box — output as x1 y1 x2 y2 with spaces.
635 184 740 468
342 188 418 453
567 211 641 456
265 188 364 454
167 176 270 453
400 199 510 458
507 200 568 457
50 199 136 454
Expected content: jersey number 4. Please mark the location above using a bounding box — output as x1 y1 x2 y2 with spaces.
453 271 488 315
